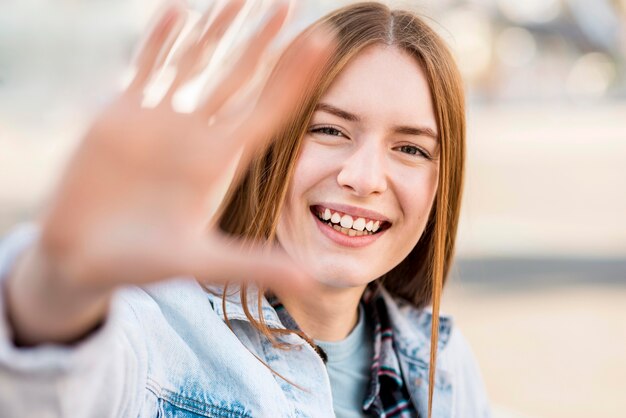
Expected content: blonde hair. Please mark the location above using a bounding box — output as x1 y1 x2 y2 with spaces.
215 2 465 416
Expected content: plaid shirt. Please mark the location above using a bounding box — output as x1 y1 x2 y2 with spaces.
269 284 418 418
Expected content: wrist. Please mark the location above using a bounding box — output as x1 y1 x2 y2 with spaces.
4 242 112 346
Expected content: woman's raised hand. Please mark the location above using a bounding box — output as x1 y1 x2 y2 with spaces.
6 0 331 344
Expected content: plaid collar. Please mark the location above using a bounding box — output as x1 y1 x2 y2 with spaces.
268 283 418 417
362 283 418 417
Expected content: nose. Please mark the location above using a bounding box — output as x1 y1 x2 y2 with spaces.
336 139 388 196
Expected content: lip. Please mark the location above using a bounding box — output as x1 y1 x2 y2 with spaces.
311 203 391 223
310 208 387 248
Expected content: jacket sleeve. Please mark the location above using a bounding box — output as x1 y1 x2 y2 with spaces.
0 224 149 418
442 326 493 418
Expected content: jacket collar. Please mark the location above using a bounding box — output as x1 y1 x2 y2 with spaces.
204 284 286 330
203 282 455 417
204 283 453 361
378 286 454 360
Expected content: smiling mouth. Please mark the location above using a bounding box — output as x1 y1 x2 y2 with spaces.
310 205 391 237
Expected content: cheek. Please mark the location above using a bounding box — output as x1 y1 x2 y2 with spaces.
287 140 338 201
279 142 331 236
396 166 439 235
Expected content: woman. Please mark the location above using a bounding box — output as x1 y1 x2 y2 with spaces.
0 1 490 417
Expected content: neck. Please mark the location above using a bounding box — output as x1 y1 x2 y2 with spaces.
272 283 366 342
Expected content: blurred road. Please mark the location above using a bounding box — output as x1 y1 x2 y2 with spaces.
444 276 626 418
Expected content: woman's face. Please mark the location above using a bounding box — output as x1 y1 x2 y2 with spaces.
276 44 440 289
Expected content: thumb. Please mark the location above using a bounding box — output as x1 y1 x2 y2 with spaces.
184 234 310 291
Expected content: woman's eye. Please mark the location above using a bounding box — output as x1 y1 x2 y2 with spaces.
397 145 431 159
310 126 345 137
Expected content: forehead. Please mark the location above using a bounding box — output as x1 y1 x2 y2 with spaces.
319 44 436 129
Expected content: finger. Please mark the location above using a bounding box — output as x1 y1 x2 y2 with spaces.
127 4 185 95
198 2 290 118
185 234 311 291
196 0 246 51
162 0 246 103
226 29 335 165
179 29 333 193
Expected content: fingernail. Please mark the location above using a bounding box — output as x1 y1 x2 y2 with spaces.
159 14 175 32
160 6 180 29
262 0 290 23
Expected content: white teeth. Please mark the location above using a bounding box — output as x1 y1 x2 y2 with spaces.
352 217 366 231
340 214 353 229
325 220 374 237
317 206 386 236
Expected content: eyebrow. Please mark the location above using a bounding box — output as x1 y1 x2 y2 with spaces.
315 102 439 140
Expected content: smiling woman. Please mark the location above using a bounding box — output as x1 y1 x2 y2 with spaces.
0 1 488 418
215 3 477 417
276 44 440 288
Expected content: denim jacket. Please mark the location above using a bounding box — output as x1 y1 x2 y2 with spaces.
0 224 491 418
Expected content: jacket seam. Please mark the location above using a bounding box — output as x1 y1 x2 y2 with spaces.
146 377 253 418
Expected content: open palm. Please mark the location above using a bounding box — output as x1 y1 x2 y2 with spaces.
39 1 330 289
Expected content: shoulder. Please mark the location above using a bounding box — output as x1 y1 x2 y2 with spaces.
116 277 210 310
378 287 454 353
113 278 223 333
112 279 250 380
82 278 221 361
380 288 492 417
439 327 492 417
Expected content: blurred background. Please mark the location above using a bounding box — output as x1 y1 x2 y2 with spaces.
1 0 625 417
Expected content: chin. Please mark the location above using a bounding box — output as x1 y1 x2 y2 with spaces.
308 265 377 289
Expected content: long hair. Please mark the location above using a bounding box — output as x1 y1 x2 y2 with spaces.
214 2 465 416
